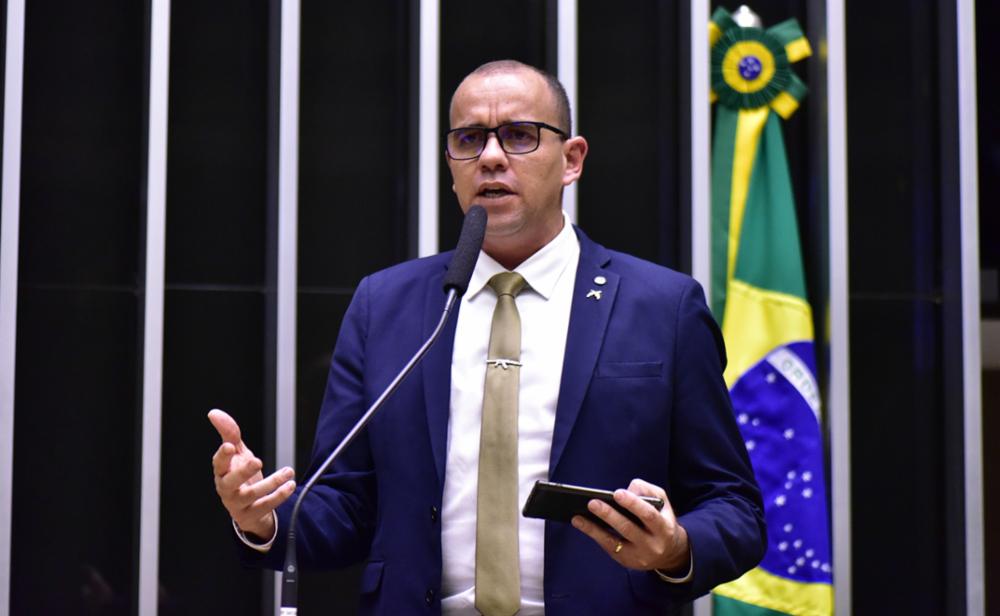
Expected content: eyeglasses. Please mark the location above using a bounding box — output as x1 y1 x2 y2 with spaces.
445 121 568 160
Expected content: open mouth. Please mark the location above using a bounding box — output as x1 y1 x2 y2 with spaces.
478 186 515 199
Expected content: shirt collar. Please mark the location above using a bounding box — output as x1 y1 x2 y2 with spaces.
466 211 579 301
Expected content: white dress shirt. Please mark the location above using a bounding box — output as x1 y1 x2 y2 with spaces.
440 214 579 615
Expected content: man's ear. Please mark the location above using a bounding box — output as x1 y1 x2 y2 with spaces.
562 136 588 186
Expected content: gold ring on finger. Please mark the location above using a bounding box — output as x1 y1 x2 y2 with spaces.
614 541 624 554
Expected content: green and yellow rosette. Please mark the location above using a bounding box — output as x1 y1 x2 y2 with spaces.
709 7 811 118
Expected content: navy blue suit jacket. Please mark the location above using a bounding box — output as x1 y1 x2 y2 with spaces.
243 228 765 614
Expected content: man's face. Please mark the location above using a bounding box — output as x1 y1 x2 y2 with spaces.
447 69 584 254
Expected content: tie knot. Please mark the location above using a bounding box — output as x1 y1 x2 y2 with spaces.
488 272 527 298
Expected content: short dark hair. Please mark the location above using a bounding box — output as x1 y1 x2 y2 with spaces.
453 60 573 135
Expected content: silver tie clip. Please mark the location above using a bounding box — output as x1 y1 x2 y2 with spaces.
486 358 522 370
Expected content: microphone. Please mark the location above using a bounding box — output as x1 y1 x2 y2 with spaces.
442 204 486 295
279 205 487 615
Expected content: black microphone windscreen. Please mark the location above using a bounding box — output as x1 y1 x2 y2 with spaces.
442 205 487 296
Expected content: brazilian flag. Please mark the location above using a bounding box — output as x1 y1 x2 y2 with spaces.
708 8 833 616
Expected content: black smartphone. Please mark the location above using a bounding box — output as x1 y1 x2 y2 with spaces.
521 480 664 529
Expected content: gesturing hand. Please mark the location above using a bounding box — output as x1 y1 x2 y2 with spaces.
571 478 690 576
208 409 296 540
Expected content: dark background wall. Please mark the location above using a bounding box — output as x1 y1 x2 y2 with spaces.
577 1 687 270
11 1 144 613
976 0 999 612
845 0 969 614
295 2 414 612
978 0 999 320
4 1 987 615
159 0 271 614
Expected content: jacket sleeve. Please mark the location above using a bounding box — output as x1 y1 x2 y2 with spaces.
631 279 767 602
237 276 378 571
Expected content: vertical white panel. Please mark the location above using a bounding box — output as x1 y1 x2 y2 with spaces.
827 0 852 613
690 2 712 616
418 0 439 256
689 0 711 295
138 0 171 614
0 0 26 613
957 0 983 613
276 0 299 509
557 0 578 224
273 0 301 611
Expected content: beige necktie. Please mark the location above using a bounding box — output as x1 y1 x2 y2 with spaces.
475 272 527 616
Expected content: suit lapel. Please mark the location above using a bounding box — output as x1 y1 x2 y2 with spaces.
549 231 617 476
422 264 459 488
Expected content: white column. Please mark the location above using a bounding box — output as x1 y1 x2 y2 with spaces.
689 0 711 295
826 0 852 613
418 0 440 256
0 0 26 613
276 0 300 505
557 0 578 224
138 0 171 614
690 2 711 615
957 0 983 613
273 0 301 612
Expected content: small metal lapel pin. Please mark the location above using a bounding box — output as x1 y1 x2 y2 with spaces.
586 289 602 300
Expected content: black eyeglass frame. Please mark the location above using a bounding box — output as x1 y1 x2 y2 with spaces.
445 121 569 160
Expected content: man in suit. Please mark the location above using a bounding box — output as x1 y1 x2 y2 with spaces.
209 60 765 614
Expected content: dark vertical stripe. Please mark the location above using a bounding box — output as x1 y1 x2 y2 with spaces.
577 1 683 267
295 1 413 611
936 0 968 613
12 1 146 612
262 0 281 611
160 0 269 612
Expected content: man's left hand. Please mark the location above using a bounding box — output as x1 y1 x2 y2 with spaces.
571 478 690 575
